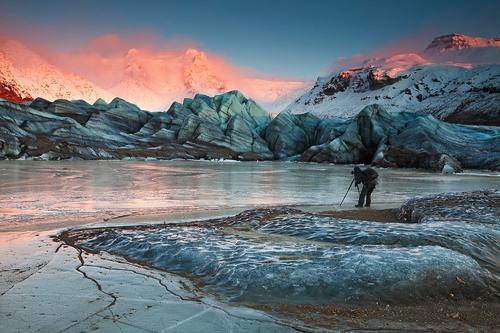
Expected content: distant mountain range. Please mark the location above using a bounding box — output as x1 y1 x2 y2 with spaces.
1 33 499 126
286 34 500 125
0 38 307 112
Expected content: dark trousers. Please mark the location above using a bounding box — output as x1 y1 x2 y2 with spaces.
358 181 376 207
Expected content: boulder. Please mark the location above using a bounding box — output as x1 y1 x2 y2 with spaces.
442 164 455 174
440 154 462 174
168 91 273 158
225 114 270 155
136 112 173 138
385 114 499 170
93 98 108 108
29 97 52 110
32 99 98 125
301 104 402 163
264 113 347 160
373 146 463 172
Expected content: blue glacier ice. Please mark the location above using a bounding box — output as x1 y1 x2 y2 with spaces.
72 191 500 305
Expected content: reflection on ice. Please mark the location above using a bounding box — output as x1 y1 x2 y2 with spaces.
1 161 499 229
69 191 500 305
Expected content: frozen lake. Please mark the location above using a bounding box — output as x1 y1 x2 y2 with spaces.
0 160 499 230
2 160 500 331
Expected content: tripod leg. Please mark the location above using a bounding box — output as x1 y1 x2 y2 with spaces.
340 178 355 207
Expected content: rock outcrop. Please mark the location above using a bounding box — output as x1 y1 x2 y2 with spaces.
398 190 500 224
1 91 499 171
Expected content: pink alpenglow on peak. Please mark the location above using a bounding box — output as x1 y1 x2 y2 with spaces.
0 35 308 111
286 33 500 121
425 34 500 52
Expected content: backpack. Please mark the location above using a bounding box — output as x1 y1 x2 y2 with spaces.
363 167 379 182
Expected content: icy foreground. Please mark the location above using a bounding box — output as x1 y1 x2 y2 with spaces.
1 91 499 171
64 191 500 306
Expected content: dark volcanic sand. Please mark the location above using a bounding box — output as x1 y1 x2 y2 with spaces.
251 301 500 332
319 208 400 223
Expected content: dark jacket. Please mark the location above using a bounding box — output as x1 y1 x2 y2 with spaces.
353 167 378 186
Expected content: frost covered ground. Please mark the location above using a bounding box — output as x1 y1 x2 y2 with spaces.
68 191 499 304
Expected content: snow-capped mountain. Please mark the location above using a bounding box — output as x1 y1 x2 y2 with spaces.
0 39 113 104
182 48 226 95
426 34 500 51
287 34 500 125
423 34 500 66
107 47 229 110
0 38 307 111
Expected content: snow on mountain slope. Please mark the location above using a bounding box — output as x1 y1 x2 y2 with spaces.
107 47 229 110
425 34 500 51
182 48 226 95
237 77 309 112
287 34 500 124
0 38 307 111
0 37 307 111
0 39 113 104
105 47 307 112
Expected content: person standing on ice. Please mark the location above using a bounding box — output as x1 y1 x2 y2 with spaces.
352 166 378 208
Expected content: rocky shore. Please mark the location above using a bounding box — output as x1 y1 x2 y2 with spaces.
1 90 499 172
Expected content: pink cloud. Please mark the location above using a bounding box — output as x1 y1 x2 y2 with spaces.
326 29 438 76
0 27 307 110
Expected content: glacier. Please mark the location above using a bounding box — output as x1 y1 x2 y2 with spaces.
1 91 499 171
65 191 500 306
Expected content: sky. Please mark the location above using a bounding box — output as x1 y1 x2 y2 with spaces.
0 0 498 79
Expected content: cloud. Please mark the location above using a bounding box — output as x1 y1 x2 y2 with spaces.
0 24 307 110
325 29 438 76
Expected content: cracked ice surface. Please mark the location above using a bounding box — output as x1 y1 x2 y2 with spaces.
73 191 500 305
0 233 295 333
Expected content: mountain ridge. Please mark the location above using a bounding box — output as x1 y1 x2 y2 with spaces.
286 33 500 125
0 38 307 111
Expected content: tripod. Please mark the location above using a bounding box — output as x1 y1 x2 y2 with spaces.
340 178 356 207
